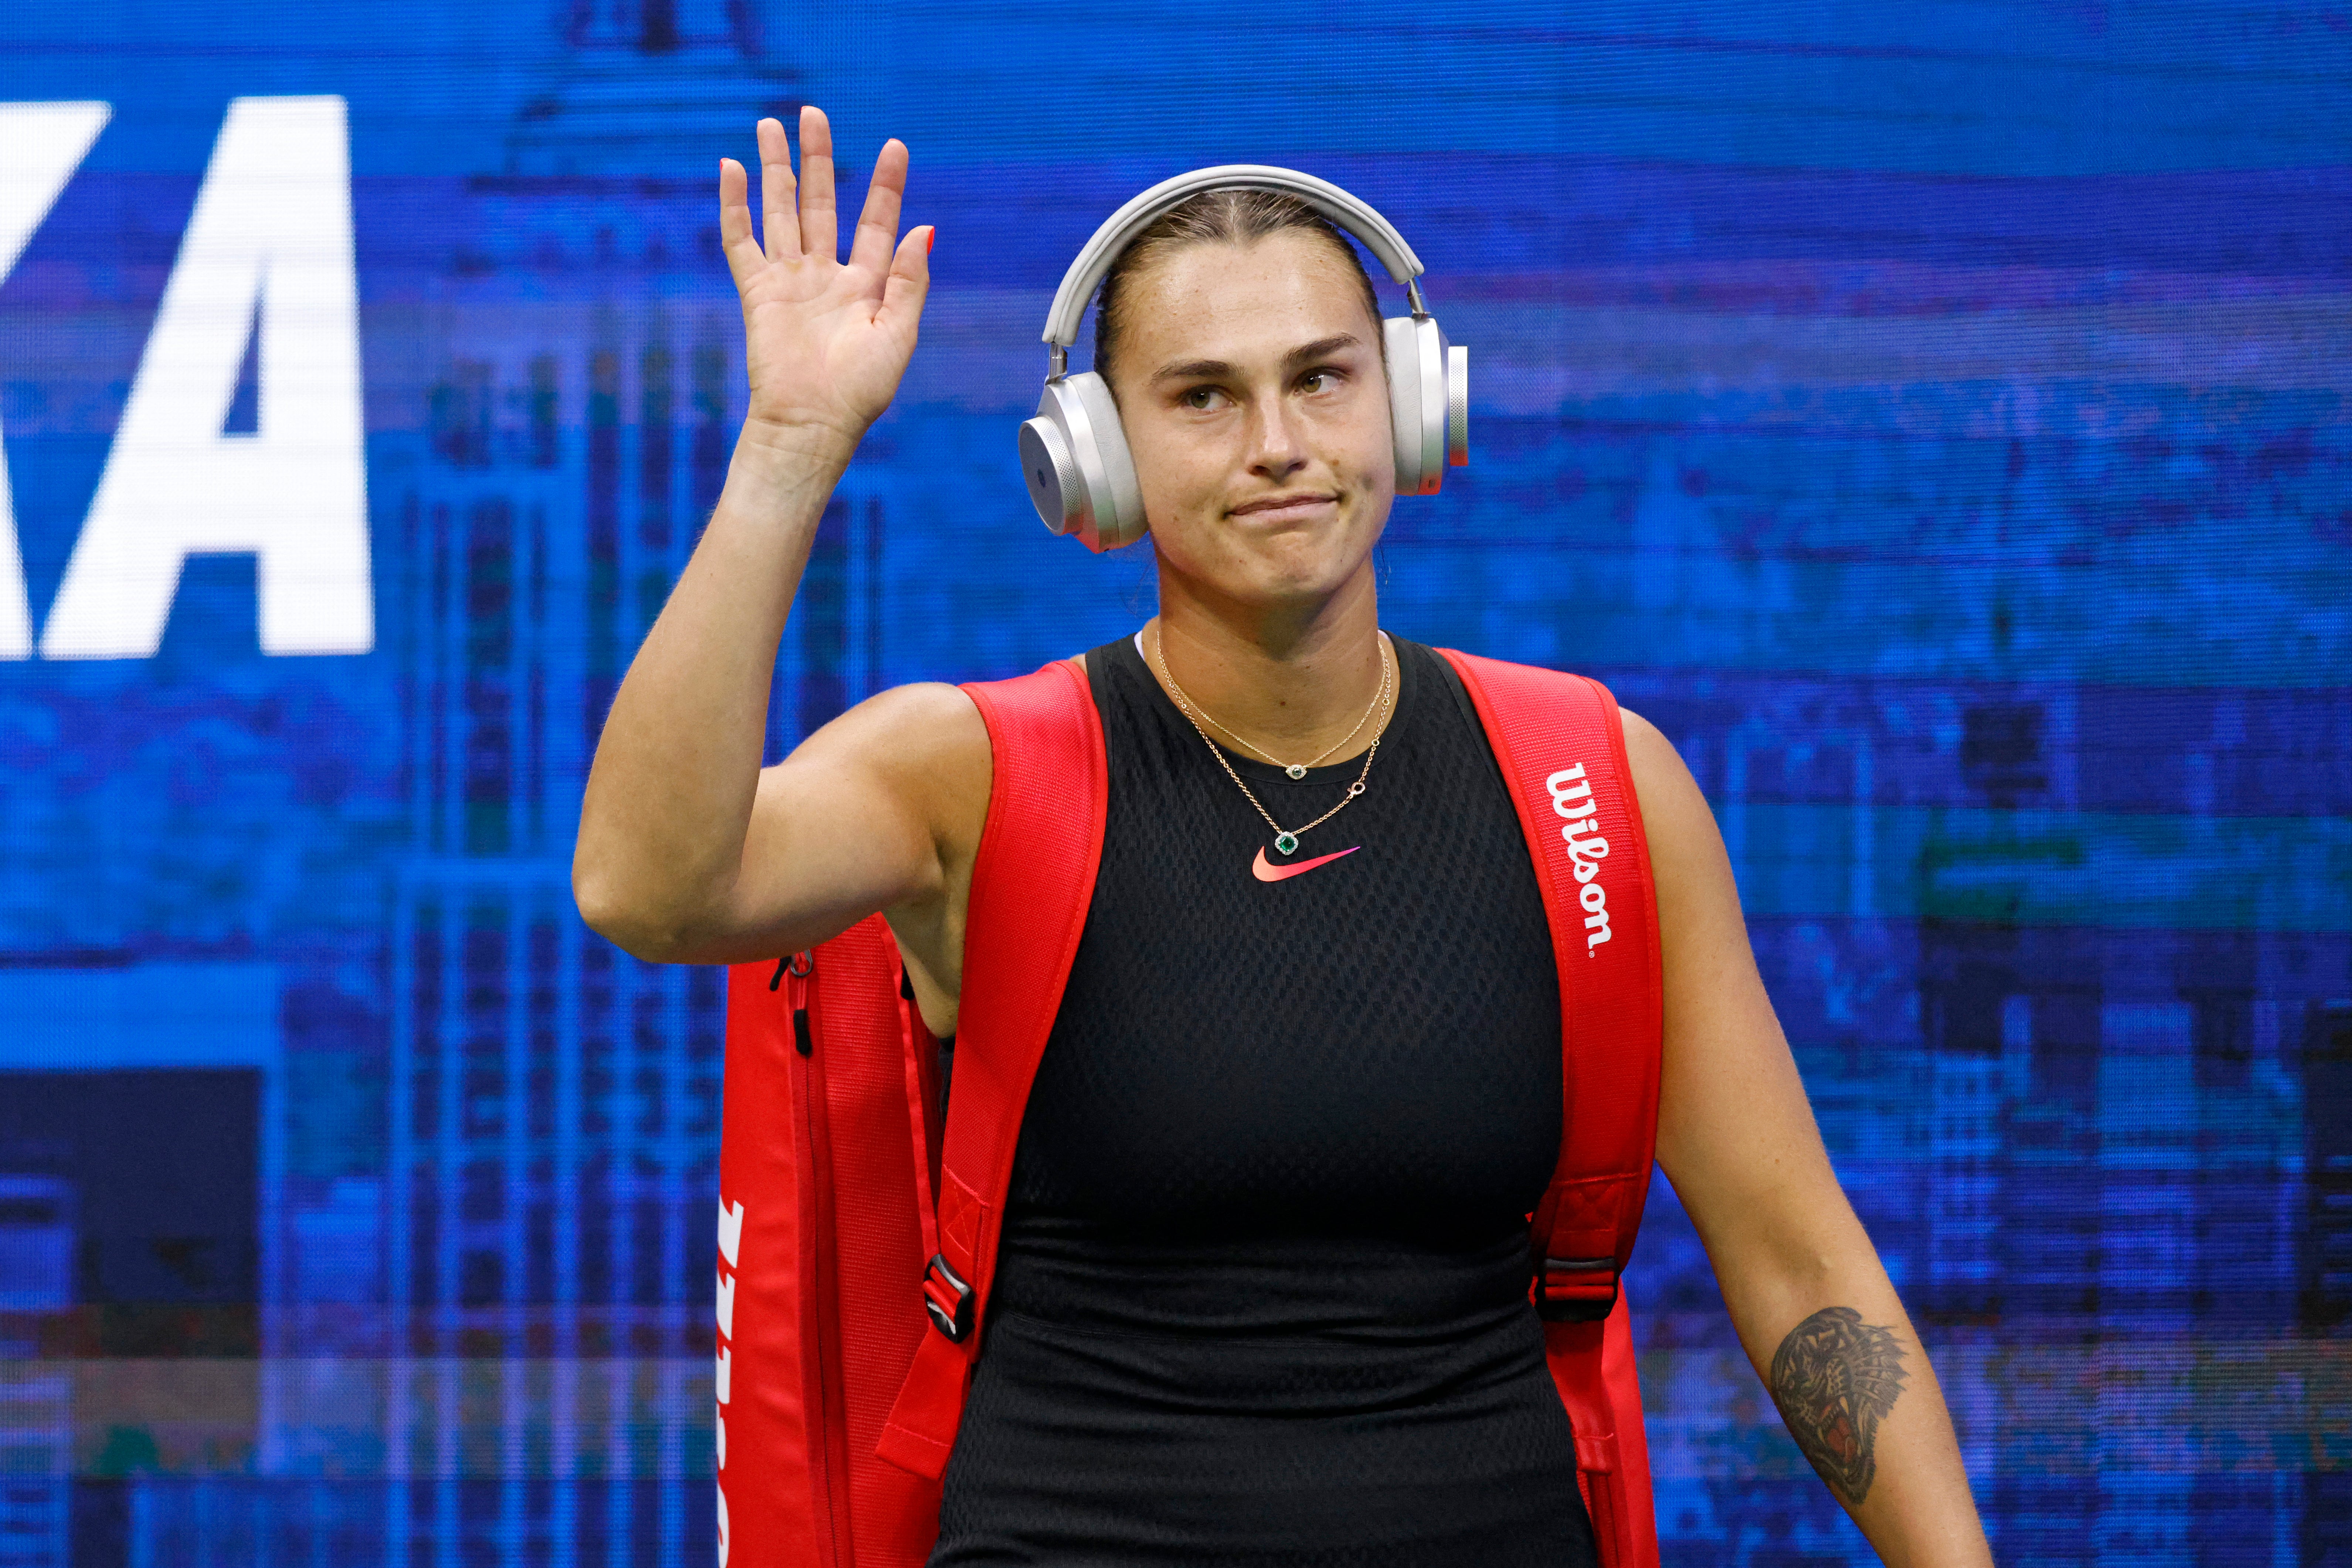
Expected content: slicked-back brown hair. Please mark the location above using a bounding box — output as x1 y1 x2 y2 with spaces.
1091 188 1385 402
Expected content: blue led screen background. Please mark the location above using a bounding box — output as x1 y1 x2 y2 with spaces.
1 3 2348 1564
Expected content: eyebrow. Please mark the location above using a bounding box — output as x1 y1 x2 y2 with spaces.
1147 334 1366 386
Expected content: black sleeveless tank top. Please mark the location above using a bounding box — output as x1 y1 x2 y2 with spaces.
927 633 1599 1567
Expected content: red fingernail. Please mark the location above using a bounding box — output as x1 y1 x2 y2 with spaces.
926 227 935 255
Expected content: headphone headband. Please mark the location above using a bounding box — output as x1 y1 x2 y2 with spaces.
1040 164 1425 350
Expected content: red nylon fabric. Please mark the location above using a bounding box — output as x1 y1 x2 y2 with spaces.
719 918 948 1568
876 660 1108 1478
716 961 823 1567
1601 1292 1657 1558
795 956 857 1564
814 921 949 1567
1440 650 1663 1568
899 979 945 1268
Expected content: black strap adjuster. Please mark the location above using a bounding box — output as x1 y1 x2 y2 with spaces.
1536 1255 1619 1323
922 1252 975 1341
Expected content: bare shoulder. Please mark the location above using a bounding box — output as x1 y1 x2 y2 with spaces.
787 679 993 847
814 656 1089 782
1615 704 1706 841
1615 703 1737 912
1616 704 1671 764
776 655 1091 874
769 671 1062 1035
1614 703 1751 969
815 678 991 771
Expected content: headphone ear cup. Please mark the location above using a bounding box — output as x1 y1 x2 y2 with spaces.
1383 314 1450 496
1021 373 1146 552
1067 373 1146 551
1019 414 1084 536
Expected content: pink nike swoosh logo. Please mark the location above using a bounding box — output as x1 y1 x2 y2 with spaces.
1251 846 1360 882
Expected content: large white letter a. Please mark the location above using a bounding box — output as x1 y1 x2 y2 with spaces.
43 96 371 659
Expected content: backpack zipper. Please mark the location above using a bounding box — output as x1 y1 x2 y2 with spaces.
782 954 848 1568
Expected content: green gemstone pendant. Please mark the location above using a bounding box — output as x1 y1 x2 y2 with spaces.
1274 832 1299 856
1285 764 1307 779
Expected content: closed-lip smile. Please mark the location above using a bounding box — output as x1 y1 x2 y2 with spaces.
1230 492 1336 518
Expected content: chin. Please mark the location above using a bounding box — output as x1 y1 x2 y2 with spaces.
1158 504 1374 605
1231 544 1366 606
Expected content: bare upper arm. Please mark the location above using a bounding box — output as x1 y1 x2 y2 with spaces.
664 680 992 968
1621 706 1853 1276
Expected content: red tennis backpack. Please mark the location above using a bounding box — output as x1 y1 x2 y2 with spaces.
713 651 1664 1568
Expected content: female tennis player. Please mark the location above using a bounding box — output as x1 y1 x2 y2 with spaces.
574 107 1992 1567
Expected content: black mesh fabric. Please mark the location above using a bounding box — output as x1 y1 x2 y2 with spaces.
927 633 1597 1567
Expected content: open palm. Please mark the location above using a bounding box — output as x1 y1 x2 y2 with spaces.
720 107 932 447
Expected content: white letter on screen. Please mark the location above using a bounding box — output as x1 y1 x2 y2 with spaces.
41 95 371 659
0 102 112 659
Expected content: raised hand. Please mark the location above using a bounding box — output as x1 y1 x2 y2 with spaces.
719 107 932 452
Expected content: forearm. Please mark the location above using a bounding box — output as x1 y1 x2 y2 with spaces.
1629 706 1993 1563
572 422 853 953
1719 1232 1992 1568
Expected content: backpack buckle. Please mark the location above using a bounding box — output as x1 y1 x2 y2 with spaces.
922 1252 975 1342
1536 1255 1618 1323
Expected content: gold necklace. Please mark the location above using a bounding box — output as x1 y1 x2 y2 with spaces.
1160 643 1388 779
1152 627 1394 857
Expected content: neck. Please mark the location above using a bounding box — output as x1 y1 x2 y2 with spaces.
1147 558 1387 763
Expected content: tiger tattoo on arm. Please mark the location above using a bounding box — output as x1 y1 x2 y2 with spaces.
1766 1305 1910 1507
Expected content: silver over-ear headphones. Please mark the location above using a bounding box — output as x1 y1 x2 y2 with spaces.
1018 166 1468 552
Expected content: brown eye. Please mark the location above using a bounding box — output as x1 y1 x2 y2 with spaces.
1183 387 1222 410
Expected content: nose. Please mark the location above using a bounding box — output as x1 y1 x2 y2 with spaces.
1244 391 1308 482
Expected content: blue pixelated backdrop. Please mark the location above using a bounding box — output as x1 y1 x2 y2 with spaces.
1 3 2347 1564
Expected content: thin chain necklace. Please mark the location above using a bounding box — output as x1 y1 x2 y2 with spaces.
1163 646 1387 780
1152 626 1394 857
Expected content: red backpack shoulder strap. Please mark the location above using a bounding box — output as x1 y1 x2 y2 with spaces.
1439 650 1662 1290
1439 649 1663 1568
877 657 1107 1479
